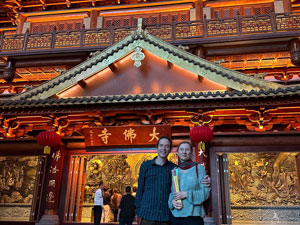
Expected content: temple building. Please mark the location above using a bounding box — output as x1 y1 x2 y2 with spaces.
0 0 300 224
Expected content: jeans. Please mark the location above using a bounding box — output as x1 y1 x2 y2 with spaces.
94 206 103 225
170 216 204 225
119 216 134 225
141 218 170 225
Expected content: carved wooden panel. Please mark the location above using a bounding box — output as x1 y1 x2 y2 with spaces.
26 33 52 49
103 11 189 28
84 29 110 46
207 18 237 36
30 19 83 33
54 31 81 48
211 3 274 19
207 52 293 70
16 66 67 81
175 21 204 39
276 13 300 30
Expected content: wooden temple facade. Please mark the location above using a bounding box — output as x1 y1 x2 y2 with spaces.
1 0 300 225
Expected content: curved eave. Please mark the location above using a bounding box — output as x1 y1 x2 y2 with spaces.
1 87 300 112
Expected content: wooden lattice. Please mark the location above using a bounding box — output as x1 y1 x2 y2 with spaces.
241 15 272 34
207 19 237 36
84 30 110 46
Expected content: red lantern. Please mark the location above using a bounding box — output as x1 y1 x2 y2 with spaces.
189 125 214 156
36 131 61 154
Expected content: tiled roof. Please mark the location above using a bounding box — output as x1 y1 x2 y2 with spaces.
10 22 283 101
2 86 300 109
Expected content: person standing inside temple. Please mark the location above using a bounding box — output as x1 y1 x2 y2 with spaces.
132 186 137 198
117 186 136 225
103 188 112 222
94 181 104 225
111 188 122 222
168 141 210 225
135 136 176 225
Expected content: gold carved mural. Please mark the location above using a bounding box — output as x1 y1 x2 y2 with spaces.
0 156 39 221
228 153 300 206
84 153 176 203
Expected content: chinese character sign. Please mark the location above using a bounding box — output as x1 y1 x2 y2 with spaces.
84 125 171 147
123 128 137 143
98 128 111 144
45 148 64 210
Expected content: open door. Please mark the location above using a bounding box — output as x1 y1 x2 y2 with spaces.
64 156 87 222
30 156 47 221
217 153 232 225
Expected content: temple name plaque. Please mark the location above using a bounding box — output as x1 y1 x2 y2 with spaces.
84 125 171 147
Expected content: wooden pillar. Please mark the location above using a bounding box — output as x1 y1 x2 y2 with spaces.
282 0 292 13
195 0 203 20
16 14 26 34
196 144 216 225
195 45 205 58
90 10 99 29
290 38 300 67
36 145 65 225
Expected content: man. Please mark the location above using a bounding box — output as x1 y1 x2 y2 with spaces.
135 136 176 225
118 186 136 225
135 136 211 225
94 181 104 225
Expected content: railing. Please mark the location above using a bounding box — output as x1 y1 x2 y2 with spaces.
1 12 300 53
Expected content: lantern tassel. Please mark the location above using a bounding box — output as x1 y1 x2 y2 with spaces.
44 146 51 154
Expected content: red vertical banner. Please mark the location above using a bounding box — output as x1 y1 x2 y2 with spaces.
196 143 212 217
195 143 210 175
45 145 65 210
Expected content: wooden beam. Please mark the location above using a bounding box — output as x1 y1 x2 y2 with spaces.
16 14 26 34
11 0 22 8
77 80 87 88
195 0 203 20
198 75 203 82
89 10 98 29
108 63 117 73
167 61 173 69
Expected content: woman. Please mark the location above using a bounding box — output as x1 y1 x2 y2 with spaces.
168 141 210 225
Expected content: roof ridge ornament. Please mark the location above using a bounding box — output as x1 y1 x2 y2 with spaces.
131 47 145 67
137 18 143 35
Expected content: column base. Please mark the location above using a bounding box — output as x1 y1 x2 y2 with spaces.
204 216 216 225
35 214 60 225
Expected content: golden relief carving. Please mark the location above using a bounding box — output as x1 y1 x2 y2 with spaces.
228 153 300 206
0 156 39 221
84 153 176 204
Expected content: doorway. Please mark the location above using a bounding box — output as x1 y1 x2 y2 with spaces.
63 152 177 223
